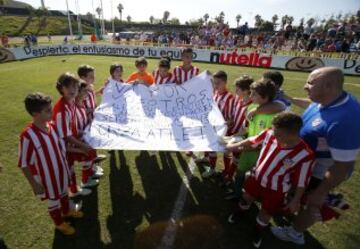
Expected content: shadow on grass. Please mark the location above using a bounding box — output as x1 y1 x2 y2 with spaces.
52 187 104 249
105 150 145 249
51 151 326 249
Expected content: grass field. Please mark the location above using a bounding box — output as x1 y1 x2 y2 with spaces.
0 55 359 249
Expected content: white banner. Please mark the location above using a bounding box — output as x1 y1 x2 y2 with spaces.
83 72 227 151
1 44 359 75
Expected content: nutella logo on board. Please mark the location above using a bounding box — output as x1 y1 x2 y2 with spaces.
209 51 272 67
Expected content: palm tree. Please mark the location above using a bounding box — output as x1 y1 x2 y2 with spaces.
288 16 294 25
281 15 288 29
272 14 278 26
306 17 315 27
254 14 263 29
96 7 102 20
149 15 154 24
299 17 305 26
203 13 209 25
126 15 131 23
163 11 170 23
219 11 225 23
117 3 123 22
236 14 241 27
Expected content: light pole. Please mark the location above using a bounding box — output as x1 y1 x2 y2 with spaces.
65 0 73 39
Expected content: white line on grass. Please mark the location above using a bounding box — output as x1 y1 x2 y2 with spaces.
157 153 198 249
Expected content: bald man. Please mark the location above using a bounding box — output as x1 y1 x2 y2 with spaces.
271 67 360 245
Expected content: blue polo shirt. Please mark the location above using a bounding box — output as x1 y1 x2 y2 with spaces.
300 92 360 178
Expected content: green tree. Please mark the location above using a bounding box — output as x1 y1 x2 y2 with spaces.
203 13 209 24
236 14 241 27
117 3 123 22
149 15 154 24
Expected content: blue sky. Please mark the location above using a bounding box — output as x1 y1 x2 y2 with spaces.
20 0 360 27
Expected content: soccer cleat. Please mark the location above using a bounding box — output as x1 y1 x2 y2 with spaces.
326 193 350 210
69 186 92 197
81 178 99 188
270 226 305 245
69 200 82 211
94 165 104 174
56 222 76 235
94 154 107 163
201 167 216 178
227 213 237 224
252 237 262 248
91 168 104 178
63 207 84 219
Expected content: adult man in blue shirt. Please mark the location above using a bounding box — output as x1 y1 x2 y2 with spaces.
271 67 360 245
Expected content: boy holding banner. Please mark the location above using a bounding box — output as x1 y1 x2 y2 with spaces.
127 57 154 85
174 48 199 85
227 78 282 200
198 71 236 179
174 48 200 157
224 76 254 184
226 112 314 248
77 65 97 120
52 73 99 194
153 56 176 84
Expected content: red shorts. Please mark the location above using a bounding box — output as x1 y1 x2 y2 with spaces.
243 176 285 216
67 149 97 165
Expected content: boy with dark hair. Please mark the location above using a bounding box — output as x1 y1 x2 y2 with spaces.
262 70 291 109
97 63 124 95
53 73 99 193
77 65 97 120
173 48 200 85
226 112 314 248
174 48 200 157
227 79 281 200
19 92 83 236
153 56 175 84
223 75 254 188
127 57 154 85
198 71 235 179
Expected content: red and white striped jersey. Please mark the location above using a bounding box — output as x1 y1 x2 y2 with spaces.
75 104 88 134
83 88 96 120
52 97 77 139
18 122 70 200
249 129 315 193
214 90 235 123
153 69 176 84
228 97 252 135
173 65 199 84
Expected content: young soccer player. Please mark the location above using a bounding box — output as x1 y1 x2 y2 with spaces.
173 48 200 85
52 73 99 193
127 57 154 85
173 48 200 157
198 71 236 179
78 65 107 167
262 70 291 110
153 56 175 84
229 79 281 200
226 112 314 248
223 75 254 184
97 63 124 95
77 65 97 120
19 93 83 235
